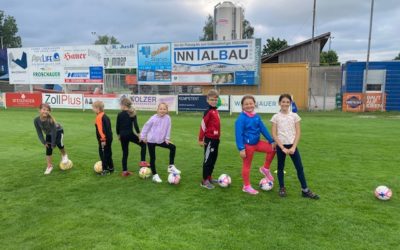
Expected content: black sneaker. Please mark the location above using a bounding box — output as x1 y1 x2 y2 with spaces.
279 187 287 197
108 168 115 174
99 170 110 176
302 190 320 199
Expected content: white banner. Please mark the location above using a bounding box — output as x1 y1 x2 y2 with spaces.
83 94 121 110
230 95 280 113
42 93 83 109
30 47 63 85
63 45 104 84
8 48 30 84
218 95 230 111
0 93 4 108
103 44 137 69
172 39 259 85
123 95 177 112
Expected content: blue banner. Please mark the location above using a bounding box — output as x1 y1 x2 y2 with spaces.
178 95 208 111
0 49 8 80
137 43 171 84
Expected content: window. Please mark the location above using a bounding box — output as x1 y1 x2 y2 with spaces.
366 84 382 92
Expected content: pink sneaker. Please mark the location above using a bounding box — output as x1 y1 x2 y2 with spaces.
139 161 150 167
260 167 274 181
242 185 259 195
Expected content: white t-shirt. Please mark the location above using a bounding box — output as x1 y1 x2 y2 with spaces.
270 111 301 145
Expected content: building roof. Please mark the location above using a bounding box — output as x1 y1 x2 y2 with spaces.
261 32 331 63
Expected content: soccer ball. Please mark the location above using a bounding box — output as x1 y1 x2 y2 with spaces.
139 167 152 179
93 161 103 173
375 185 392 201
259 177 273 191
59 160 73 170
168 173 181 184
218 174 231 187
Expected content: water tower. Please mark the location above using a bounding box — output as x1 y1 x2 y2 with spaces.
214 1 244 40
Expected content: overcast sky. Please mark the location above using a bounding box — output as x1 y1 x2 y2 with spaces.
2 0 399 63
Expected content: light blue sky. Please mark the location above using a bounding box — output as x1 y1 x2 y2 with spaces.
2 0 399 63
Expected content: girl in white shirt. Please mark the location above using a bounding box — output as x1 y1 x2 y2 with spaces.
271 94 319 199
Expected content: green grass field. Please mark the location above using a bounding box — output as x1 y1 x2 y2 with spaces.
0 108 399 249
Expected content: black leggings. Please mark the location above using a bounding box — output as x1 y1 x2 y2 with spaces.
120 133 147 171
147 142 176 175
276 145 308 189
45 130 64 156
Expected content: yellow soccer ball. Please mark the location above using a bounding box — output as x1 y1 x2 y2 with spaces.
93 161 103 173
59 160 73 170
138 167 151 179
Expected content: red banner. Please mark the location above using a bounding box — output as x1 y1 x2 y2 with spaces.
5 92 42 108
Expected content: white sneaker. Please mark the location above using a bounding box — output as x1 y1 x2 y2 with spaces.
168 165 181 174
44 165 53 175
62 154 69 164
152 174 162 183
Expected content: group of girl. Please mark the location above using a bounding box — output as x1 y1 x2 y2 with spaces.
34 94 319 199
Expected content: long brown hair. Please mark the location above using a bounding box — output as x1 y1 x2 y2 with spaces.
39 103 56 124
120 97 136 117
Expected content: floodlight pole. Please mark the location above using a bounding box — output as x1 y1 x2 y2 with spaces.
364 0 374 93
308 0 316 111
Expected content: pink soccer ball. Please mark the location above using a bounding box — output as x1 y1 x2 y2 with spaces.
168 173 181 185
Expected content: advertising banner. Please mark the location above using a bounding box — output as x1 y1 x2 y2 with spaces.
103 44 137 69
230 95 280 113
218 95 230 112
342 93 364 112
124 95 177 111
63 45 104 84
177 95 230 112
0 93 4 108
177 95 208 111
0 49 8 80
5 92 42 108
83 94 121 110
172 39 260 85
137 43 172 84
364 93 386 111
29 47 64 85
7 48 30 84
42 93 83 109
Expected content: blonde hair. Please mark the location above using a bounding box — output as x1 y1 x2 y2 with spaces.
92 101 104 112
39 103 56 124
207 89 219 98
157 102 168 112
120 97 136 117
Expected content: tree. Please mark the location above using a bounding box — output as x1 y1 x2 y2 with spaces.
320 50 340 66
394 53 400 60
94 35 120 45
242 19 254 39
262 37 288 55
199 15 255 41
0 10 22 48
199 15 213 41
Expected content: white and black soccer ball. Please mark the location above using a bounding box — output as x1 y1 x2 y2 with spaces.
375 185 392 201
218 174 231 188
259 177 273 191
